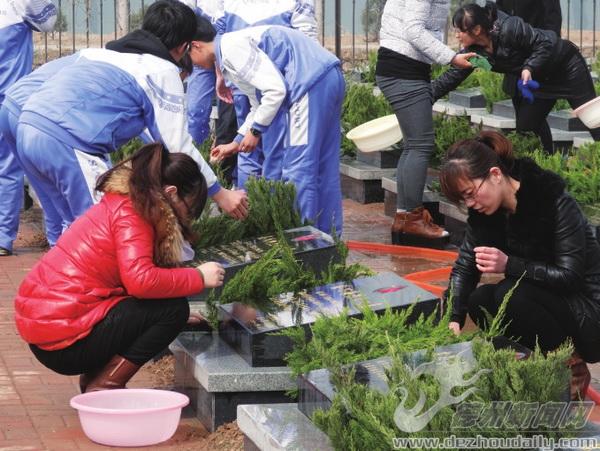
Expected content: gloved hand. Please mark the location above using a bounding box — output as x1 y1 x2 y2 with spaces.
517 79 540 104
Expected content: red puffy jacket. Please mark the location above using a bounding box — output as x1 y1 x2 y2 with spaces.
14 193 204 351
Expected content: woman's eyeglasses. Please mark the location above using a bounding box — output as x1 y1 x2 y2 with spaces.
462 172 489 202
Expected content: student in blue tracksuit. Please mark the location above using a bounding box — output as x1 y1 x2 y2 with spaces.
191 20 344 234
178 0 222 145
15 0 248 240
0 0 57 256
0 54 79 252
214 0 318 188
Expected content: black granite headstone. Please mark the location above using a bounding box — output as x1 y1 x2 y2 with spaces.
218 272 441 367
188 226 339 301
297 339 530 419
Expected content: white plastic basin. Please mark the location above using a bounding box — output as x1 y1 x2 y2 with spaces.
573 96 600 129
346 114 403 152
70 389 189 447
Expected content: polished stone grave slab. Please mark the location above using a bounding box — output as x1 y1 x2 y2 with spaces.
548 110 587 132
190 226 338 301
297 341 475 419
356 147 402 169
340 159 396 203
449 88 486 108
492 99 516 118
238 403 600 451
238 403 334 451
471 112 516 130
218 272 440 367
433 99 487 117
170 332 295 432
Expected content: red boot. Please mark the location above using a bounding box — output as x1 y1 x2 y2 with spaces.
85 355 141 392
568 352 591 401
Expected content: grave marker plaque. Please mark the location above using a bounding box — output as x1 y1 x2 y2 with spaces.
189 226 339 301
218 272 441 367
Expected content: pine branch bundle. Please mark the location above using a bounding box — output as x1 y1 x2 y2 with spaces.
192 177 304 250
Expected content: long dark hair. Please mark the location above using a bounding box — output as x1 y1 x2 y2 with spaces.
452 1 498 34
96 143 207 243
440 131 514 204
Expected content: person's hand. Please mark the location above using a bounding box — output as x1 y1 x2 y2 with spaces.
451 52 477 69
187 311 207 325
197 261 225 288
212 188 249 220
474 246 508 273
215 71 233 103
521 68 532 85
449 321 461 336
239 131 260 153
210 141 239 164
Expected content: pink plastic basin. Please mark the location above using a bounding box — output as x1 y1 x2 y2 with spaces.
70 389 189 447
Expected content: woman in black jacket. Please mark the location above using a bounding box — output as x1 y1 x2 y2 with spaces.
432 2 600 153
441 130 600 399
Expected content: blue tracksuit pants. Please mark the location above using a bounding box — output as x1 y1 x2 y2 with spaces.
186 66 215 144
15 123 110 234
280 67 344 235
0 106 63 248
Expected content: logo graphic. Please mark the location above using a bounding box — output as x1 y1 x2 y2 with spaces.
393 350 489 433
374 286 407 294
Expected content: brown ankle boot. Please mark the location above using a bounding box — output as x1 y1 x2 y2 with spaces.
85 355 141 392
568 352 591 400
392 207 450 248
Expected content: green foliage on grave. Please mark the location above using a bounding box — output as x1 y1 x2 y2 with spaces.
204 239 373 328
341 82 394 157
192 177 304 250
506 130 544 156
314 338 571 451
474 70 510 111
432 114 479 167
111 137 144 164
362 50 378 84
288 283 573 451
524 142 600 205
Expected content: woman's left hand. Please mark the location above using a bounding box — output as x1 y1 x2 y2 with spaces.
521 69 532 85
474 246 508 274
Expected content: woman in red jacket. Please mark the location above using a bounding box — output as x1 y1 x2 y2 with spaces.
14 143 224 392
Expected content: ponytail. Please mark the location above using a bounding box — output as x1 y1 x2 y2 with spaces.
97 143 207 243
440 131 514 203
452 1 497 34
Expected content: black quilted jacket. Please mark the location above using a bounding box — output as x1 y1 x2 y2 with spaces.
447 158 600 362
432 11 579 99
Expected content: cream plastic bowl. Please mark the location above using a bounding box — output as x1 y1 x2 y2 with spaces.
574 96 600 129
70 389 189 447
346 114 403 152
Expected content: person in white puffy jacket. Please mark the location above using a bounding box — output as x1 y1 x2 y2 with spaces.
376 0 474 249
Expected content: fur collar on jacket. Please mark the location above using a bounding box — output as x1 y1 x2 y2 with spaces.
468 157 566 229
99 165 186 267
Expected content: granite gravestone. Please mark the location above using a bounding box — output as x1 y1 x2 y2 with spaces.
218 272 441 367
189 226 339 302
297 339 530 419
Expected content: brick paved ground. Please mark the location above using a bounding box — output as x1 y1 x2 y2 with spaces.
1 200 599 449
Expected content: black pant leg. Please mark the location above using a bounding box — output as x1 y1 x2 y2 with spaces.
513 96 557 154
30 297 189 375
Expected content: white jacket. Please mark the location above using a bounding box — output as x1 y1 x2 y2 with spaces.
379 0 455 65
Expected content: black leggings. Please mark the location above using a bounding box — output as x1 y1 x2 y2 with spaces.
513 52 600 154
467 278 577 353
30 297 189 375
